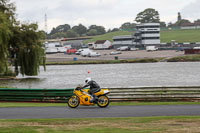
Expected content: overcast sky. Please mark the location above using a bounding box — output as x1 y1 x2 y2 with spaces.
10 0 200 32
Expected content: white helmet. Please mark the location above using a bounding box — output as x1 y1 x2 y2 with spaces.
85 77 92 84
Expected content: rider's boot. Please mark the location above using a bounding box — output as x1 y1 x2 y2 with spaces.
93 95 98 103
89 95 98 103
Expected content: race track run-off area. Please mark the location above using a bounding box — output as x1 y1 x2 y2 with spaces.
0 105 200 119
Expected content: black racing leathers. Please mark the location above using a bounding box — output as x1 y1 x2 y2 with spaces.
82 80 100 101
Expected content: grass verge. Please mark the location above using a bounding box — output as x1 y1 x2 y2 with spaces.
46 58 162 65
167 54 200 62
0 101 200 108
0 116 200 133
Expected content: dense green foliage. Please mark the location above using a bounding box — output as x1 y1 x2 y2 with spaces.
48 24 106 39
0 12 10 74
135 8 160 23
0 0 45 76
0 0 14 75
9 24 46 76
120 22 136 31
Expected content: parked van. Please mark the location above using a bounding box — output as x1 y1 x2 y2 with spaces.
146 46 158 51
57 47 68 53
45 47 58 54
80 49 92 57
88 52 101 57
193 47 200 49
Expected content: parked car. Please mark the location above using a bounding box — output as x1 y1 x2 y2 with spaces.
110 51 122 55
193 47 200 49
80 49 92 57
116 46 130 51
57 47 68 53
45 47 58 54
66 49 77 54
88 52 101 57
130 47 139 51
75 49 84 55
146 46 158 51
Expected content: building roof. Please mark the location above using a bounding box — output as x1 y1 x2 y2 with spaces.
95 40 107 44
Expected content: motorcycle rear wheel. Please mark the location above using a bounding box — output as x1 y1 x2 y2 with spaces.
68 96 80 108
97 95 110 108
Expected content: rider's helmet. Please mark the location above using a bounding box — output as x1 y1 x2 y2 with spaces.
85 77 92 84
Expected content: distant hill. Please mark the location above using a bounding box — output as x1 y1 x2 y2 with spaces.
83 29 200 44
83 31 132 44
161 29 200 43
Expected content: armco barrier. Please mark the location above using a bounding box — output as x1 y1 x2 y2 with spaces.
1 86 200 102
108 86 200 102
0 88 74 103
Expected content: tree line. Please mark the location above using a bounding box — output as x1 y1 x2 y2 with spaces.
48 8 200 39
0 0 45 77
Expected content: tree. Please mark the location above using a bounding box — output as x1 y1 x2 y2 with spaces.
66 29 79 38
160 21 167 28
0 0 15 75
174 19 191 26
72 24 87 36
0 12 10 74
135 8 160 23
194 19 200 23
120 22 136 31
95 25 106 35
51 32 67 39
49 24 71 35
88 25 106 35
9 23 46 76
0 0 46 76
87 29 98 36
111 28 120 32
168 22 173 27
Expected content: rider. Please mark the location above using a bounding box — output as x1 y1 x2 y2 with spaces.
82 77 101 103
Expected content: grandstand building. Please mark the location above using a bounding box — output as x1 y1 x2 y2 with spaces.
112 35 136 49
113 23 160 48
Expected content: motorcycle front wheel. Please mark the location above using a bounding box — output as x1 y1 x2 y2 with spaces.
97 95 110 108
68 96 80 108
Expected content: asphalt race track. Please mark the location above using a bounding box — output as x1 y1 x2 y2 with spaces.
0 105 200 119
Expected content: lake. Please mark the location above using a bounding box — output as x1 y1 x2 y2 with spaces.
1 62 200 88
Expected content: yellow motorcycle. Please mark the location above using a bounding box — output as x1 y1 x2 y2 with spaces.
68 86 110 108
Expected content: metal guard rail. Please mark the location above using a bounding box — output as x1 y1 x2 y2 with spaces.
0 88 74 103
0 86 200 102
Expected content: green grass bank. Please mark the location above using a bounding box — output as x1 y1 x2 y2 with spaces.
167 54 200 62
83 29 200 44
0 116 200 133
46 58 162 65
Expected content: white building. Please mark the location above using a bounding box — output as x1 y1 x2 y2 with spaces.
112 23 160 48
135 23 160 45
112 35 135 49
92 40 112 49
